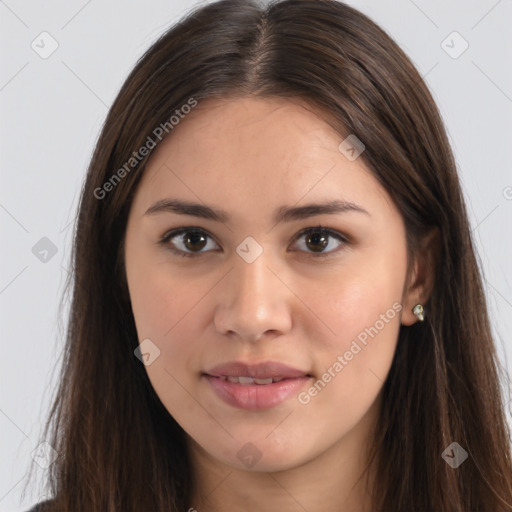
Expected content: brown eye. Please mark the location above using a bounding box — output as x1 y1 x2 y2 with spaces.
292 227 348 258
304 231 329 252
181 231 208 252
159 226 348 259
160 228 219 258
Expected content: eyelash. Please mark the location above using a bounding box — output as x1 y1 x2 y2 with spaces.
158 225 350 259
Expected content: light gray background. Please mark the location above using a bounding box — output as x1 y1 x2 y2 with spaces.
1 0 511 510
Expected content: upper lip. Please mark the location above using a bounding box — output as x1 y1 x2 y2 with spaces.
204 361 311 379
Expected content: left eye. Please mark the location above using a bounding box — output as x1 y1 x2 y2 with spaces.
293 227 348 257
158 226 348 259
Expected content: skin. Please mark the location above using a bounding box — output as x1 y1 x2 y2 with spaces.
123 96 435 511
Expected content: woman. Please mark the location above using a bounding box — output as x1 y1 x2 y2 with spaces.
23 0 512 510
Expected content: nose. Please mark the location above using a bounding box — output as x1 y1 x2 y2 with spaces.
213 250 293 343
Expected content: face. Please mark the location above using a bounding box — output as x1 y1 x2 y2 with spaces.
124 96 416 473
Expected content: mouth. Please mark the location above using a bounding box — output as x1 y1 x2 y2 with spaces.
209 375 295 384
203 360 313 380
202 360 314 410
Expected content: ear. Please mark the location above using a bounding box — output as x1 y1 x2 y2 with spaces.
401 228 439 326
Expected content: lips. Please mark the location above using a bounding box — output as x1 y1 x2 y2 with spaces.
203 360 311 380
217 375 284 385
202 360 313 410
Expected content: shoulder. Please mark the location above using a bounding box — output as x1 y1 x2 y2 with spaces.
25 499 56 512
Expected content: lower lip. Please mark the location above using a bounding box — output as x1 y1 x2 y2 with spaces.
203 375 312 410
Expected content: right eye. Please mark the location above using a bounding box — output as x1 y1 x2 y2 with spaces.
158 228 220 258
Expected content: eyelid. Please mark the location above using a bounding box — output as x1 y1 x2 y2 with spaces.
158 225 349 258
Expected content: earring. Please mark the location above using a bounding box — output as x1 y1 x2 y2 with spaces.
413 304 425 321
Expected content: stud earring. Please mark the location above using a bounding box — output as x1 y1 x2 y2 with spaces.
412 304 425 321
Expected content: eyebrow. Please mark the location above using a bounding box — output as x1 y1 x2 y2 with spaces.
144 198 369 224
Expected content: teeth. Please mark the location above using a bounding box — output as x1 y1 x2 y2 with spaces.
220 376 285 384
254 377 274 384
239 376 257 384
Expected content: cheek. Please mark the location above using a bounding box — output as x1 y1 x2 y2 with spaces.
328 239 405 337
127 269 207 420
127 268 211 379
304 256 404 413
127 262 197 339
314 258 403 337
300 294 400 434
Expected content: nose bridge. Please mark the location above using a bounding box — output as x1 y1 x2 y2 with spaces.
232 233 277 293
214 240 292 340
236 245 275 297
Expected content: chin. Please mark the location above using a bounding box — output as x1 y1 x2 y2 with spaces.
215 437 313 473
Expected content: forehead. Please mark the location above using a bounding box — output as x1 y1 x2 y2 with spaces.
131 96 393 223
151 96 343 166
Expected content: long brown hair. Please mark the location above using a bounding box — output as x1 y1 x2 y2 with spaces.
23 0 512 510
